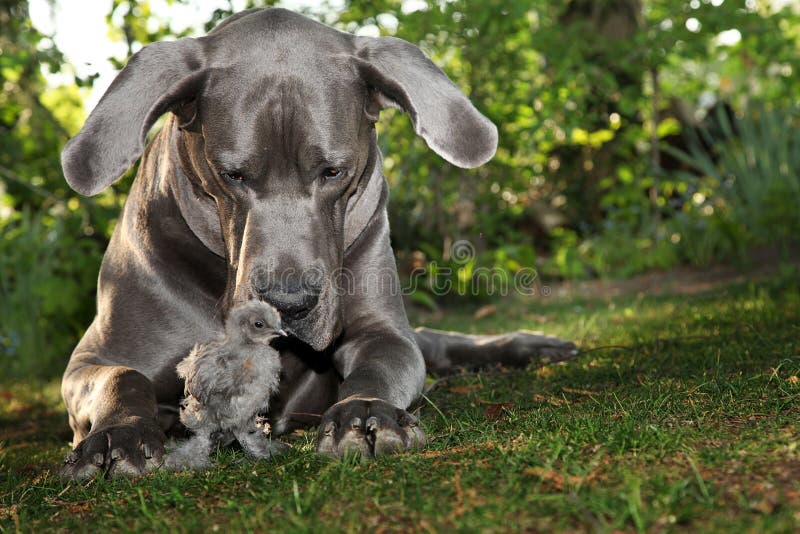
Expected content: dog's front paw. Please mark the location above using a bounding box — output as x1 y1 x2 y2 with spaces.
316 396 426 459
60 421 165 480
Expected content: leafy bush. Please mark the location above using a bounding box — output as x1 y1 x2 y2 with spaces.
0 209 102 378
342 0 800 266
668 103 800 256
545 102 800 279
404 242 540 306
667 209 742 267
543 223 682 279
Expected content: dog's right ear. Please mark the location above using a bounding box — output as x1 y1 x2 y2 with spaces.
61 38 206 196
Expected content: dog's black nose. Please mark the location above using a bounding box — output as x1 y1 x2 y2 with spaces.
257 284 319 319
251 267 323 319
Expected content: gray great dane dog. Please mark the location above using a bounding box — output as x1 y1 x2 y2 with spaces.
59 8 576 479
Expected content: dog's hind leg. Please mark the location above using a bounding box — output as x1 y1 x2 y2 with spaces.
414 327 578 375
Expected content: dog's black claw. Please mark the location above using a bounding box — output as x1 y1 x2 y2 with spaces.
316 421 337 456
398 411 418 427
365 416 379 433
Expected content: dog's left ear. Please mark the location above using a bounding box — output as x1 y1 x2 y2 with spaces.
354 36 498 169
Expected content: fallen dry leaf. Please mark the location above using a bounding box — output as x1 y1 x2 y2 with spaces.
482 402 515 420
535 366 556 378
751 492 779 515
46 499 92 515
524 467 569 490
562 387 597 396
532 393 566 407
523 466 603 490
0 504 19 521
449 384 483 394
474 305 497 319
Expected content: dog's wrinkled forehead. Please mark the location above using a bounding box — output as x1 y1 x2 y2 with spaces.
198 65 365 171
193 10 368 168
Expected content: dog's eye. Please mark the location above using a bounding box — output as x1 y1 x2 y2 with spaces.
321 167 344 180
220 171 245 183
253 321 264 329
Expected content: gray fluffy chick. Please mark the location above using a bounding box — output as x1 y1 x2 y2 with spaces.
164 301 287 470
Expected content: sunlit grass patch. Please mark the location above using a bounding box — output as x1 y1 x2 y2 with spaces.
1 270 799 531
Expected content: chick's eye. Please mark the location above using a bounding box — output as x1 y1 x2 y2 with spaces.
220 171 245 182
253 321 264 329
322 167 344 180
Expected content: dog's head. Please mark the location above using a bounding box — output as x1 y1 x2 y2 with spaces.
61 8 497 350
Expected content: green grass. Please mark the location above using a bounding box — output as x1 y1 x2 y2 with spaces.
2 268 799 532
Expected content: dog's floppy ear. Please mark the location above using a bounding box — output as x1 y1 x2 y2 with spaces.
61 38 206 196
354 36 498 169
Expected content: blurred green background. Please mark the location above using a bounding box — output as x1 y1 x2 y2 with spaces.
1 0 799 378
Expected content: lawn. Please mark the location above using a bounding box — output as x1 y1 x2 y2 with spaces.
1 266 799 532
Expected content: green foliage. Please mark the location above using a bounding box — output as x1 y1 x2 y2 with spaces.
0 1 123 378
0 209 103 378
543 223 682 279
543 227 588 279
334 0 800 287
406 242 539 305
670 103 800 254
667 209 741 267
544 99 800 277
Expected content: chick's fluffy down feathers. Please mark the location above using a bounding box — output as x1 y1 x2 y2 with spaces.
164 301 285 470
177 341 281 430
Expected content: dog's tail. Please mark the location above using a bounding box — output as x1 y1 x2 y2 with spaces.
413 327 578 376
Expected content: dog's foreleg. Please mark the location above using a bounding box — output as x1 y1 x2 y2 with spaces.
60 363 167 480
316 212 428 458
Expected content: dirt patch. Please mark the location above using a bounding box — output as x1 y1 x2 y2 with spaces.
548 250 799 300
699 458 800 514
